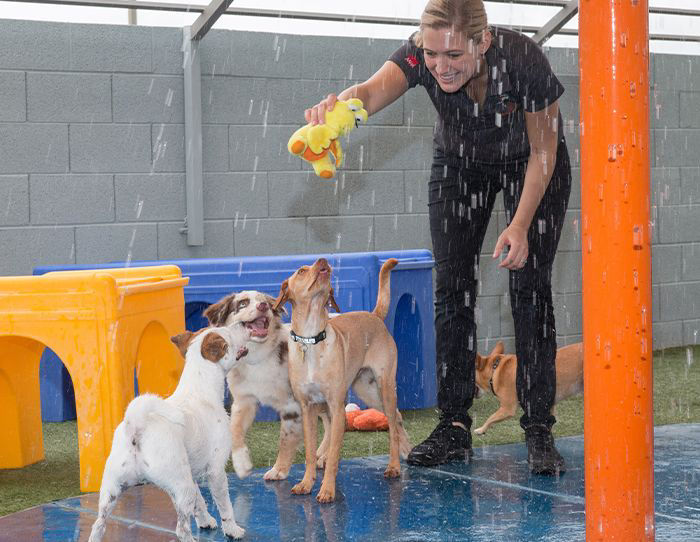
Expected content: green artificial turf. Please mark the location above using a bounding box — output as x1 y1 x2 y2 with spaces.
1 345 698 517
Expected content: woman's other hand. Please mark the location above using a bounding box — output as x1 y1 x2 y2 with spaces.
304 93 339 126
492 223 529 270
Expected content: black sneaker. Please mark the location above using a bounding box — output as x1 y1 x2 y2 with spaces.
525 425 566 475
407 419 473 466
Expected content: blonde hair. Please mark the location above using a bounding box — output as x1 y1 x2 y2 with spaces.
413 0 489 47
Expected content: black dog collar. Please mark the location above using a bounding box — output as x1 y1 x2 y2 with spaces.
290 329 326 345
489 358 501 396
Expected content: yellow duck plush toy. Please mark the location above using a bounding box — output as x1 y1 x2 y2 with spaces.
287 98 368 179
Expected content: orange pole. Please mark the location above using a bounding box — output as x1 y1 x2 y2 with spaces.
579 0 654 540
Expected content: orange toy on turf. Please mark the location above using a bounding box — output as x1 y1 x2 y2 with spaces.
345 408 389 431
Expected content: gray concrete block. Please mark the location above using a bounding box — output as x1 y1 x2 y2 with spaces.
405 170 429 214
234 217 306 256
653 54 700 91
30 174 114 225
659 282 700 321
152 124 184 173
474 294 502 339
27 72 111 123
199 29 233 76
651 90 680 129
652 167 681 207
151 27 183 75
204 125 230 173
479 211 501 256
338 127 372 171
204 172 268 219
652 321 683 351
157 220 234 260
75 223 157 264
681 92 700 129
544 47 579 77
498 292 514 338
680 167 700 204
307 215 374 253
202 77 268 124
0 20 71 71
476 256 509 296
652 244 682 284
70 124 151 173
682 320 700 346
556 76 579 127
682 243 700 282
652 284 660 323
655 130 700 167
552 250 582 294
230 32 303 78
477 336 515 356
403 88 437 128
301 36 377 82
374 214 431 252
68 23 152 73
0 175 29 226
658 204 700 244
113 75 184 123
0 226 75 276
368 126 434 171
568 167 581 210
229 125 300 172
115 174 185 222
0 71 26 121
338 171 404 215
269 172 339 217
556 209 581 252
0 123 68 174
552 292 583 337
266 80 307 126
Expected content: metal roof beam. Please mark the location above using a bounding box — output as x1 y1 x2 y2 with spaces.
532 0 579 45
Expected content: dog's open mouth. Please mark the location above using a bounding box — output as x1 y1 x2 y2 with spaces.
245 316 269 338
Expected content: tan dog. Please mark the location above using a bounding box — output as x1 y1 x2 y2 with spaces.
474 342 584 435
274 257 411 503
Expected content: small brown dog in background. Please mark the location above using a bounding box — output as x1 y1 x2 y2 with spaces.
473 342 583 435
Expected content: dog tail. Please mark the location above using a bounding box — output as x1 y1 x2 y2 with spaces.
372 258 398 320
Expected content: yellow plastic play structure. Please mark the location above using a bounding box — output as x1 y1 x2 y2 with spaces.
0 265 189 492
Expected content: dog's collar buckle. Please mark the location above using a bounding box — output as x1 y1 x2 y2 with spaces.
290 329 326 347
488 358 501 396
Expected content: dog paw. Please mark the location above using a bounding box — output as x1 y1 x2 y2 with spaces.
291 480 313 495
231 448 253 479
384 464 401 478
474 426 486 435
263 467 289 481
316 485 335 503
222 520 245 539
316 454 327 470
195 513 217 530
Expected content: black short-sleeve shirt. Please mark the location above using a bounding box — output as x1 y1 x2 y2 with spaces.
389 26 564 164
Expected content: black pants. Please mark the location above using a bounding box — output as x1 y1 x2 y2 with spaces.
429 138 571 430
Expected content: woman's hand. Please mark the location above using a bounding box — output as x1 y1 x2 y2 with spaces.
304 93 339 125
492 223 529 270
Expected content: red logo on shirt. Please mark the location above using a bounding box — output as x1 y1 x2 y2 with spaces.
405 54 419 68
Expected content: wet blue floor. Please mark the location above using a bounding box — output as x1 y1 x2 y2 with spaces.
1 424 698 541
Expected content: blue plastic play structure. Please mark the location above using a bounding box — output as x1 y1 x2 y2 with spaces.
34 250 437 422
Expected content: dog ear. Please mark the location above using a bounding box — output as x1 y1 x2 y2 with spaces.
265 293 287 316
492 341 505 356
203 294 236 326
171 330 196 357
328 288 341 313
201 331 229 363
273 280 290 312
475 352 487 371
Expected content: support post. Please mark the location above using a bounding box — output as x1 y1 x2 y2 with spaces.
182 26 204 246
579 1 654 540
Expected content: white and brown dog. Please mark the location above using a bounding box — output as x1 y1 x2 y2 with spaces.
88 326 249 542
474 341 584 435
203 290 330 481
274 257 411 503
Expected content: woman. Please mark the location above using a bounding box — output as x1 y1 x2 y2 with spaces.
305 0 571 475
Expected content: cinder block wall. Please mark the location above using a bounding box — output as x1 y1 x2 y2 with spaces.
0 20 697 351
